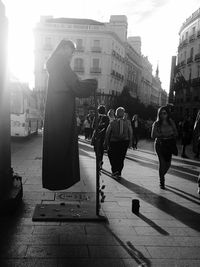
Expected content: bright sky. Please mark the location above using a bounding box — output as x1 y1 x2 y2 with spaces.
3 0 200 92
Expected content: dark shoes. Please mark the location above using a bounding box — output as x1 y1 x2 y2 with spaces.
160 177 165 189
112 171 121 180
181 154 189 159
160 183 165 189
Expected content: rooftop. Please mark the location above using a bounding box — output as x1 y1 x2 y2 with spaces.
179 7 200 33
46 17 104 26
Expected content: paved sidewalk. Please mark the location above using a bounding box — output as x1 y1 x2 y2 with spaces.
0 134 200 266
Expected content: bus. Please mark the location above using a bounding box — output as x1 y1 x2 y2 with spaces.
10 82 42 137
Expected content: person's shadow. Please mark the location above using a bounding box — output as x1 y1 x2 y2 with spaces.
118 177 200 232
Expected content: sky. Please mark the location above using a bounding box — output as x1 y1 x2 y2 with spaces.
3 0 200 92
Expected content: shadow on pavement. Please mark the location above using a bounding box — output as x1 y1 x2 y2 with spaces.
167 185 200 200
136 213 169 236
166 187 200 205
105 224 152 267
127 156 197 183
119 178 200 232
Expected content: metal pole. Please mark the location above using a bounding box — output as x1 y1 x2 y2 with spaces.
94 90 100 216
0 1 12 198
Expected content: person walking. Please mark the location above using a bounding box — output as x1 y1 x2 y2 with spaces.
42 39 97 190
193 110 200 194
104 107 132 179
83 115 91 140
91 105 109 168
131 114 139 149
151 106 178 189
107 109 115 123
180 114 192 158
193 110 200 159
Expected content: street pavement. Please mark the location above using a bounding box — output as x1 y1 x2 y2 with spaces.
0 133 200 266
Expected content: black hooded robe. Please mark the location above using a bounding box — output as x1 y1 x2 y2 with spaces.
42 54 97 190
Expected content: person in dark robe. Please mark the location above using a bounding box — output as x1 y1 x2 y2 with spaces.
91 105 109 168
42 39 97 190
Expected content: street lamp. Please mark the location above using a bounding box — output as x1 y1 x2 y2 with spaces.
0 1 22 213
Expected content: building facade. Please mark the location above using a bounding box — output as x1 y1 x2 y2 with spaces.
34 16 127 96
34 15 167 113
170 8 200 121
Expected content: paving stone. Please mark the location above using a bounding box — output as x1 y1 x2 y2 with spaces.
26 245 89 258
123 259 151 267
0 245 28 258
118 235 179 246
134 226 200 236
58 259 125 267
60 234 87 244
86 235 118 245
174 236 200 246
89 245 131 258
149 259 200 267
85 224 109 235
146 246 200 259
0 259 58 267
104 212 128 219
11 234 59 245
110 226 137 236
33 224 85 235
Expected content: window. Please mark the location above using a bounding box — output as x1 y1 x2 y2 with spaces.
74 58 84 69
189 68 192 80
93 40 100 47
190 47 194 58
184 51 187 60
92 58 100 68
192 26 196 34
76 39 83 48
198 65 200 77
198 44 200 53
44 37 52 48
186 31 188 40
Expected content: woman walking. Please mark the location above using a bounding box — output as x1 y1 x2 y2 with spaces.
193 110 200 159
193 110 200 194
151 106 178 189
104 107 132 179
107 109 115 123
131 114 139 149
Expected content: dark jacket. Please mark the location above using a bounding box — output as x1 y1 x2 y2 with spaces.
42 54 96 190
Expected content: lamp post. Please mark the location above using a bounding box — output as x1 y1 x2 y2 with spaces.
0 0 12 198
0 1 22 212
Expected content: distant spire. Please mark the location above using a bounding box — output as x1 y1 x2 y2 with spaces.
156 63 159 78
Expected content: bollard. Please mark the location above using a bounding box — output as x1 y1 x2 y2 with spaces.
132 199 140 214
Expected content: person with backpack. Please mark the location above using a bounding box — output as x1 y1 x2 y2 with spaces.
104 107 132 179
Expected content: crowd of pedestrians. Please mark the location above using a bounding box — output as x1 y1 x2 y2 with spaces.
77 104 200 194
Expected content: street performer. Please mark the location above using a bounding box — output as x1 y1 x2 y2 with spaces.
42 39 97 190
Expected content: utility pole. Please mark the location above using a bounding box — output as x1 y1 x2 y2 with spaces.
0 0 12 198
0 1 22 212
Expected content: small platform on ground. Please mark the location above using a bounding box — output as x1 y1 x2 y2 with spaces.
32 202 107 222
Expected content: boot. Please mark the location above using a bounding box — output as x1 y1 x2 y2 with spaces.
160 176 165 189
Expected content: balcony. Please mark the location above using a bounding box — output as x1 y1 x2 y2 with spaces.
187 57 193 64
76 46 84 52
195 53 200 61
91 47 102 53
74 67 84 73
191 77 200 87
189 34 195 42
182 39 188 47
90 67 101 73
